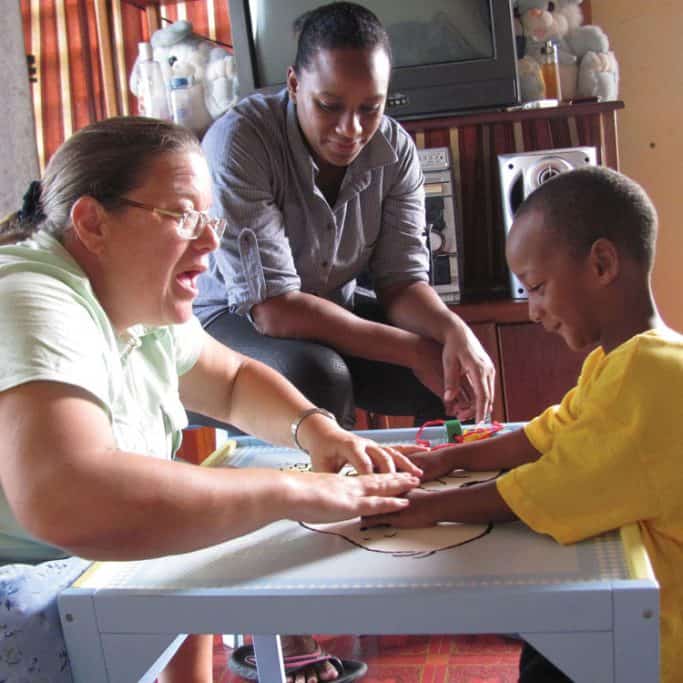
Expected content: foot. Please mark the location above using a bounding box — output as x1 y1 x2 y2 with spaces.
281 635 339 683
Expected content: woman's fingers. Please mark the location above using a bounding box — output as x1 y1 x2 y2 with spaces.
355 495 411 516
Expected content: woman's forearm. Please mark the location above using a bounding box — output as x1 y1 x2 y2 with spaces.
17 441 416 561
251 291 428 369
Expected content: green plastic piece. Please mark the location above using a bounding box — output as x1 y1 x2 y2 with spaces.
445 419 463 442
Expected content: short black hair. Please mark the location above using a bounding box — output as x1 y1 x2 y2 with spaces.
516 166 658 270
293 1 392 74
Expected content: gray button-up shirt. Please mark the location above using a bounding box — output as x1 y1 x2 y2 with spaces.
196 89 429 316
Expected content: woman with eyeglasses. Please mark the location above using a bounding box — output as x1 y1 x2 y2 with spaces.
0 116 422 683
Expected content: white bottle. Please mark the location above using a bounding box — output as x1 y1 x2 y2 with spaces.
136 42 170 120
170 77 192 128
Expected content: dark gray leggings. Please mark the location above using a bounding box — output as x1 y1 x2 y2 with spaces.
189 301 444 432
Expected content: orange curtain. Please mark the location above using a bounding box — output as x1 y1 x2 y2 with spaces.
21 0 233 172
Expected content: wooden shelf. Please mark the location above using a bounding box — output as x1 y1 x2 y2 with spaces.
401 100 624 132
451 298 531 325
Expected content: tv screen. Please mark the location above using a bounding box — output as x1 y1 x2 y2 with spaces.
228 0 520 120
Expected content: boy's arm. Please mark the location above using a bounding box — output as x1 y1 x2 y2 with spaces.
364 479 516 529
411 426 541 482
365 429 540 528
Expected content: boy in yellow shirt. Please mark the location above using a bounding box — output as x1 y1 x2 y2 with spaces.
368 166 683 683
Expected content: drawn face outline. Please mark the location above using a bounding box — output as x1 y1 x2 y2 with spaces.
300 469 500 558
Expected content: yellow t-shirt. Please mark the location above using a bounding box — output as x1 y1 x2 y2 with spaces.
497 328 683 683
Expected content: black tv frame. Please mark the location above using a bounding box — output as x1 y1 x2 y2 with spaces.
227 0 520 120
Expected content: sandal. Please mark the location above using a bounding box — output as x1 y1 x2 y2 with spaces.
228 643 367 681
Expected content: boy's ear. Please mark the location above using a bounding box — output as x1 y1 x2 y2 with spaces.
69 196 108 255
589 238 619 285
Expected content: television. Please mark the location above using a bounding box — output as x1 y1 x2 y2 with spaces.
227 0 520 120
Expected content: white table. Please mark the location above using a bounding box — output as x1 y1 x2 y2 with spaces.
58 428 659 682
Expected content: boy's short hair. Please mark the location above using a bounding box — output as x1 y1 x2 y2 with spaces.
516 166 658 269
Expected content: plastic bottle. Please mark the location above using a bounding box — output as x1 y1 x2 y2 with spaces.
170 77 192 128
136 42 171 120
540 41 562 102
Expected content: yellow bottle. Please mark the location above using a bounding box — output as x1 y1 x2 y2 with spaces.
541 40 562 102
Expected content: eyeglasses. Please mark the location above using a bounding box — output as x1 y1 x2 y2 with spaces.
116 197 227 240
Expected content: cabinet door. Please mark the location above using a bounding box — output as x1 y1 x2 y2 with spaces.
498 322 587 422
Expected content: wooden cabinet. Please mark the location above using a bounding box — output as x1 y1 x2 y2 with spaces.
498 323 585 421
455 300 587 422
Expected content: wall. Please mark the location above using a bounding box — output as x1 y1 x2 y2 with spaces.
592 2 683 330
2 1 38 217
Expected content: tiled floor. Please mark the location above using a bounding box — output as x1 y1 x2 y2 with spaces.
214 634 522 683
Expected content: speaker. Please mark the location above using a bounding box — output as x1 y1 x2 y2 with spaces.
498 146 597 299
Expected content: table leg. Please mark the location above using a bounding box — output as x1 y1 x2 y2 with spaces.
521 631 613 682
253 634 286 682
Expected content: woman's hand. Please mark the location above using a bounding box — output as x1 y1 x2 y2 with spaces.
408 332 494 423
288 470 420 523
305 421 425 476
441 322 495 422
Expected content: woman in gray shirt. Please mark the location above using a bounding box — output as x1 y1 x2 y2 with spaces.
195 2 495 431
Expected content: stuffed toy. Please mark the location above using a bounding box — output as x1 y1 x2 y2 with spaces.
559 0 619 101
513 0 559 101
514 0 618 103
129 20 239 136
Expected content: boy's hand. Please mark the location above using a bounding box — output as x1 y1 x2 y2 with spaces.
363 479 515 528
362 488 439 528
405 447 460 482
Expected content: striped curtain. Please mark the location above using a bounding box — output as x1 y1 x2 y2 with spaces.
20 0 233 172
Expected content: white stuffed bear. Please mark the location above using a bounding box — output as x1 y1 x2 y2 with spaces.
204 46 239 119
559 0 619 101
514 0 618 103
130 20 238 136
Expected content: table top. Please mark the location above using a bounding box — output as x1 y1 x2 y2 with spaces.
73 427 642 598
